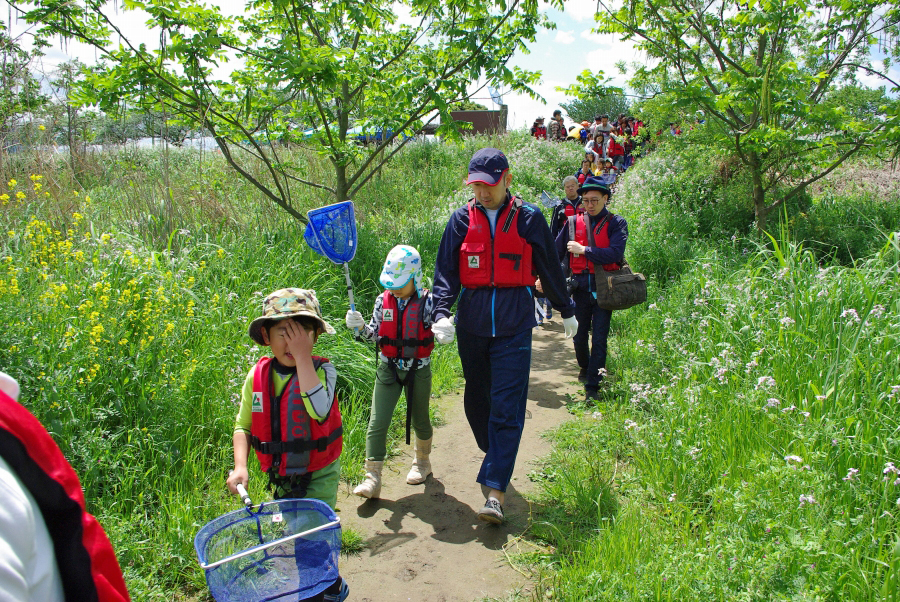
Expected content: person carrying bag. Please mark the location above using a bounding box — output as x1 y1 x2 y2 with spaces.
583 215 647 311
555 176 641 400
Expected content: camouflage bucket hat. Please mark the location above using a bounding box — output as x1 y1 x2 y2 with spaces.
248 288 336 346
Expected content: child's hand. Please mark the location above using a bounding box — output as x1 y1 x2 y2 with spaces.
535 277 543 294
345 310 365 330
227 467 249 494
284 319 314 362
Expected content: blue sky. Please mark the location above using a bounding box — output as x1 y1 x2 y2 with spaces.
498 0 643 129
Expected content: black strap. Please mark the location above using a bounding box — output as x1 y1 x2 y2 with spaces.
501 198 521 233
386 358 420 445
498 252 523 271
250 426 343 455
269 471 314 499
378 336 435 348
588 213 613 248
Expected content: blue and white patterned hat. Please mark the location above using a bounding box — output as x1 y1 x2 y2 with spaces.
379 245 423 295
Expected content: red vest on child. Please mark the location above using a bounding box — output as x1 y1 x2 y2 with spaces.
250 357 342 478
377 291 435 360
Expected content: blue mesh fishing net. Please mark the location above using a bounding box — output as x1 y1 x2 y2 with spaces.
194 498 341 602
304 201 357 264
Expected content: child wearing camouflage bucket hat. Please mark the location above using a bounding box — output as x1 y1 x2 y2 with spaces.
344 245 446 499
227 288 348 602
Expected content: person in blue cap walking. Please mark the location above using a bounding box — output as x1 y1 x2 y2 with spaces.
554 176 628 401
431 148 577 524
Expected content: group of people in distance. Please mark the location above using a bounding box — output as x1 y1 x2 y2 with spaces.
224 144 629 599
531 110 645 173
530 109 569 142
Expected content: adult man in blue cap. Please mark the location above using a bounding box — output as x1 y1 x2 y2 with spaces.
431 148 577 524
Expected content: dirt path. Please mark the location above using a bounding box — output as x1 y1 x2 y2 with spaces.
337 319 582 602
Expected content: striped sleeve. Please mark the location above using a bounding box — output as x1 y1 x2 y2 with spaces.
303 361 337 422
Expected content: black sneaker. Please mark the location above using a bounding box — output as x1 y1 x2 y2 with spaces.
585 389 601 402
477 498 504 524
578 368 587 383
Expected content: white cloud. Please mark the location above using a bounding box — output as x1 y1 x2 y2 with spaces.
554 30 576 44
580 28 618 44
856 67 900 94
565 0 604 22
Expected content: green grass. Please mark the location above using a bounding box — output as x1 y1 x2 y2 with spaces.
3 133 896 599
525 150 900 600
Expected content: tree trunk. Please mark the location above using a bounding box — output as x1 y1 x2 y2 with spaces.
750 153 768 234
333 82 351 202
334 162 348 202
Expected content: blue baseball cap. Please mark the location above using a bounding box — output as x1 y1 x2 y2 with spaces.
466 148 509 186
577 175 611 196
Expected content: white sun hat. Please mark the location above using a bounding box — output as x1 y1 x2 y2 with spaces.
379 245 423 295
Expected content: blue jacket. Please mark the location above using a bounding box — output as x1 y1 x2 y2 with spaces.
555 208 628 293
433 192 575 337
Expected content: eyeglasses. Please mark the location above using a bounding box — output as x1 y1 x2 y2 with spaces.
582 197 604 204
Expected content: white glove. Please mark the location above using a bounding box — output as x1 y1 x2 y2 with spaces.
563 315 578 339
345 310 365 330
432 316 456 345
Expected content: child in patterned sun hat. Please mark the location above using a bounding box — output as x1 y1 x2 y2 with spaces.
344 245 446 499
228 288 348 602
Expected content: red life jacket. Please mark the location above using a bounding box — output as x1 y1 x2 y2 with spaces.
250 357 342 478
0 390 131 602
608 137 625 157
459 198 535 288
562 199 584 219
377 290 435 360
569 213 621 274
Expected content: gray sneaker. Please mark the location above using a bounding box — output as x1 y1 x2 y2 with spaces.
477 498 504 524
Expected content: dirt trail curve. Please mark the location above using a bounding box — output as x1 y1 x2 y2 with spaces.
337 320 581 602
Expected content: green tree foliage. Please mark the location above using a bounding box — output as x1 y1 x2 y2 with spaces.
14 0 553 221
558 70 631 122
595 0 900 232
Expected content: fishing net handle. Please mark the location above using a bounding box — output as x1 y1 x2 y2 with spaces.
343 263 359 337
199 517 341 570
